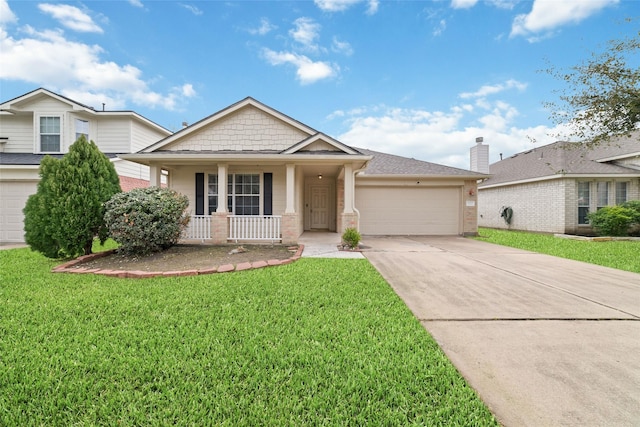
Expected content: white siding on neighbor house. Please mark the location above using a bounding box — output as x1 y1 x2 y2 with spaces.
164 106 309 152
131 121 167 152
478 179 567 233
95 118 132 152
22 96 70 112
0 114 33 152
0 180 38 242
112 159 151 181
356 185 461 235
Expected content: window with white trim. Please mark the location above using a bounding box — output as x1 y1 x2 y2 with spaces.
75 119 89 141
39 116 61 152
615 182 628 205
577 182 590 225
207 174 260 215
596 182 609 210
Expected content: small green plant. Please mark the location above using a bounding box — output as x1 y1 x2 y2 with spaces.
342 227 361 249
104 187 190 255
587 205 637 236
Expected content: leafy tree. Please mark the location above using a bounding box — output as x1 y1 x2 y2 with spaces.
23 136 121 258
544 24 640 146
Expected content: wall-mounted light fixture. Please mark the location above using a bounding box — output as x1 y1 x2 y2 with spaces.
318 174 323 180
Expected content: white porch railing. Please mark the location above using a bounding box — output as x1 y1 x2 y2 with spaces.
229 215 282 242
183 215 212 240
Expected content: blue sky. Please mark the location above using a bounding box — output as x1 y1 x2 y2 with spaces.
1 0 637 169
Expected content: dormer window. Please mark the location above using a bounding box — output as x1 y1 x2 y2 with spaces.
39 116 61 152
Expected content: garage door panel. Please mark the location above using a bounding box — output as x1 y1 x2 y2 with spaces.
356 186 460 235
1 182 37 242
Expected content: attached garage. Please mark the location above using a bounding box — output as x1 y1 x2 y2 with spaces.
356 185 461 235
0 181 38 243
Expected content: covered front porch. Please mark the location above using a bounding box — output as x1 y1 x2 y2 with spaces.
155 159 368 245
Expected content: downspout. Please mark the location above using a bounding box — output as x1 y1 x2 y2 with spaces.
351 161 369 228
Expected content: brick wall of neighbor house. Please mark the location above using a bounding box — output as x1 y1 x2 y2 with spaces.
478 178 566 233
165 107 309 152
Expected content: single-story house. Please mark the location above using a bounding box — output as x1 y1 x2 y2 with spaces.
477 134 640 235
0 88 171 243
121 97 488 244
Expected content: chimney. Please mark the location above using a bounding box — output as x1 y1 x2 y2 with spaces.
182 121 188 128
470 137 489 173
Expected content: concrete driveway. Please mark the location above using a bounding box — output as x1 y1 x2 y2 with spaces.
362 236 640 427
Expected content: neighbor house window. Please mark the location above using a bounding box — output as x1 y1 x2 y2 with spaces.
208 174 259 215
39 116 61 152
615 182 628 205
578 182 590 225
75 119 89 141
597 182 609 210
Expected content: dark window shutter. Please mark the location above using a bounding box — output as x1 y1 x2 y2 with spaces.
195 172 204 215
263 173 273 216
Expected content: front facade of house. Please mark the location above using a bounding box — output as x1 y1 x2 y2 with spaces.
477 136 640 235
122 97 487 244
0 88 171 243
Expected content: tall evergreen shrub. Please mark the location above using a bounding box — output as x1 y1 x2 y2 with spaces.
23 136 121 258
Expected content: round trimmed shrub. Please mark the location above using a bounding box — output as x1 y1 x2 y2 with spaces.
104 187 190 255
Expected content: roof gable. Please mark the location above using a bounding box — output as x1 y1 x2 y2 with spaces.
282 133 362 155
0 88 94 113
142 97 316 153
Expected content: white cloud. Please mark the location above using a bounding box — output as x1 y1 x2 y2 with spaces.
511 0 618 40
180 83 196 97
331 88 565 169
0 0 16 25
451 0 478 9
38 3 103 33
314 0 379 14
248 18 276 36
0 25 192 111
433 19 446 36
459 79 528 99
180 4 203 16
128 0 144 8
289 17 321 51
262 48 337 84
331 36 353 55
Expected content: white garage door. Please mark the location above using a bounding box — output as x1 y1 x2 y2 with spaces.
0 182 38 243
356 186 461 235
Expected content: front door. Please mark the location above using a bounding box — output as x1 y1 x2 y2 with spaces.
310 185 329 229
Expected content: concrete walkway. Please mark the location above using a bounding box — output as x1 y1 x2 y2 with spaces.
361 236 640 427
299 231 364 259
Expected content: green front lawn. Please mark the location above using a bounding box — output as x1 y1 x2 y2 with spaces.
0 248 497 426
475 228 640 273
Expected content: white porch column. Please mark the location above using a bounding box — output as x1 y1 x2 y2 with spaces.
217 163 228 213
149 163 162 187
285 164 296 213
343 163 354 213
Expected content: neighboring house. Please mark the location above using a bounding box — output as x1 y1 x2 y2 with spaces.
0 88 171 243
477 134 640 235
121 97 487 244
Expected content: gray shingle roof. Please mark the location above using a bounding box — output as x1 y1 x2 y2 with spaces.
480 133 640 187
356 148 487 177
